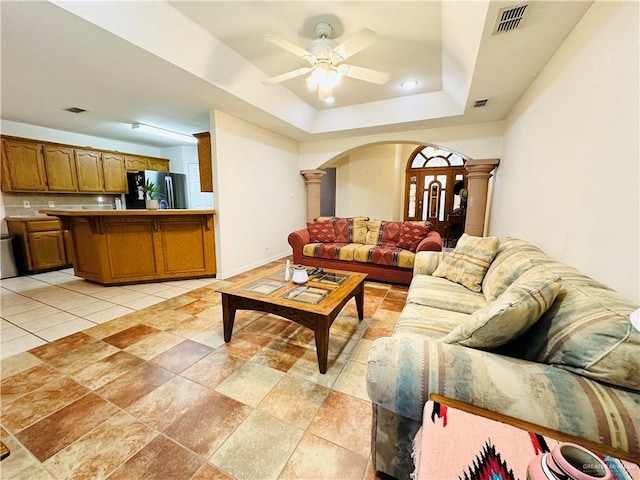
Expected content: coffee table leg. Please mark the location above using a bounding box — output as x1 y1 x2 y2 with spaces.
222 294 236 342
315 319 330 374
355 284 365 320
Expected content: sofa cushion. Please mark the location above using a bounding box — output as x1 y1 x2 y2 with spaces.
397 222 431 252
482 238 534 301
318 216 369 244
505 258 640 392
441 266 562 349
306 220 336 243
302 243 361 261
365 220 403 246
407 275 487 314
353 245 415 269
433 234 500 292
394 303 468 339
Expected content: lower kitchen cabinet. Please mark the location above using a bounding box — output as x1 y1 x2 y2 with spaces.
40 209 216 285
5 217 71 273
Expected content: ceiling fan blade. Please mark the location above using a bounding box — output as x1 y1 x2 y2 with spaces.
333 28 377 60
263 67 312 85
264 34 314 62
337 64 390 85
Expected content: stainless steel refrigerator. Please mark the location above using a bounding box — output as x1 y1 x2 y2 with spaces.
125 171 188 209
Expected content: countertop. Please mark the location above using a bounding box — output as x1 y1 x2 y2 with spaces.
39 209 216 217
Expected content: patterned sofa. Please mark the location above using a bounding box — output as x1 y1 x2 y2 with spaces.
287 216 443 285
366 235 640 480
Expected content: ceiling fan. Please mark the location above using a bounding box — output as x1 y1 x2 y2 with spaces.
263 22 390 103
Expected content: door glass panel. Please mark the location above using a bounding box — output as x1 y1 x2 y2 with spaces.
439 190 446 221
428 182 440 219
408 183 416 217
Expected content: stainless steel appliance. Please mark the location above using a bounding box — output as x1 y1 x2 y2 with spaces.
125 171 187 209
1 235 19 279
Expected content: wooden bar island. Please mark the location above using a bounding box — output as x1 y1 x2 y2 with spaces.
40 209 216 285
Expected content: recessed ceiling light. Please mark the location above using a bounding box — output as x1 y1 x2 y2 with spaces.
401 80 419 90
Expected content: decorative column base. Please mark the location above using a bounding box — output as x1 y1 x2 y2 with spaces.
464 159 500 237
300 169 327 222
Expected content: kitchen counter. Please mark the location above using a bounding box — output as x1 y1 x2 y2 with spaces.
41 209 217 285
40 209 216 216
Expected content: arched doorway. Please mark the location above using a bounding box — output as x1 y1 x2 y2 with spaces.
404 145 468 246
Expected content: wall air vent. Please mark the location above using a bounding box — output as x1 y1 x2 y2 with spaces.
493 4 529 34
473 99 489 108
64 107 86 113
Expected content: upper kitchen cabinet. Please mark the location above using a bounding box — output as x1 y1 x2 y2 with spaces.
75 149 105 192
125 155 170 172
1 138 48 191
43 145 78 192
1 135 168 194
125 155 148 171
147 158 169 172
193 132 213 192
102 153 127 192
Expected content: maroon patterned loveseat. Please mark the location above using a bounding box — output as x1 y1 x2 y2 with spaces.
287 216 442 285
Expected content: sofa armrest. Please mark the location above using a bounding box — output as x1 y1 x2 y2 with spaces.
366 336 639 460
287 228 310 264
415 230 442 253
413 251 445 276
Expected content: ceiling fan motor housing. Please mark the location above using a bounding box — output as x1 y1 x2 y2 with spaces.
314 22 333 39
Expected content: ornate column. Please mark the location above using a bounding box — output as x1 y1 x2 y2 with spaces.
300 169 326 222
464 159 500 237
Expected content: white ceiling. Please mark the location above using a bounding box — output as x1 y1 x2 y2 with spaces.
0 1 592 147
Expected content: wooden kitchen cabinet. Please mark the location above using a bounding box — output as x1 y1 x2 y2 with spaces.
125 155 170 172
193 132 213 192
41 209 217 285
43 145 78 192
102 153 127 192
147 158 169 172
1 138 48 191
125 155 148 171
5 217 71 273
75 149 105 192
1 135 167 193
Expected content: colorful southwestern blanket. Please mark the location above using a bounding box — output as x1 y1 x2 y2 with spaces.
412 401 639 480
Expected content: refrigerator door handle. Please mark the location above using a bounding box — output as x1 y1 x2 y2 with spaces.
166 176 174 209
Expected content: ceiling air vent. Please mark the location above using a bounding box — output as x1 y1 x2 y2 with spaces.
64 107 86 113
493 4 529 34
473 99 489 108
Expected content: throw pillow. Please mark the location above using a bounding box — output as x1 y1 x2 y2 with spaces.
398 222 431 251
306 220 336 243
433 234 500 292
441 265 562 349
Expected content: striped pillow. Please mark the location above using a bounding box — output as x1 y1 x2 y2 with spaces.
442 266 562 348
433 234 500 292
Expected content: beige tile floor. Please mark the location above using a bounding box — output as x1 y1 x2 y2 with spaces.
1 268 215 359
0 260 408 479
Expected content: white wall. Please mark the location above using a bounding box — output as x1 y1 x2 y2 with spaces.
490 1 639 301
0 120 164 157
299 121 504 170
211 111 306 278
333 144 410 220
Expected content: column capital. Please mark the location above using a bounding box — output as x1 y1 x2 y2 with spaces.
465 158 500 177
300 169 326 184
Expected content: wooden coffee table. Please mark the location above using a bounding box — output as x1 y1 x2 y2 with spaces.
216 266 367 373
